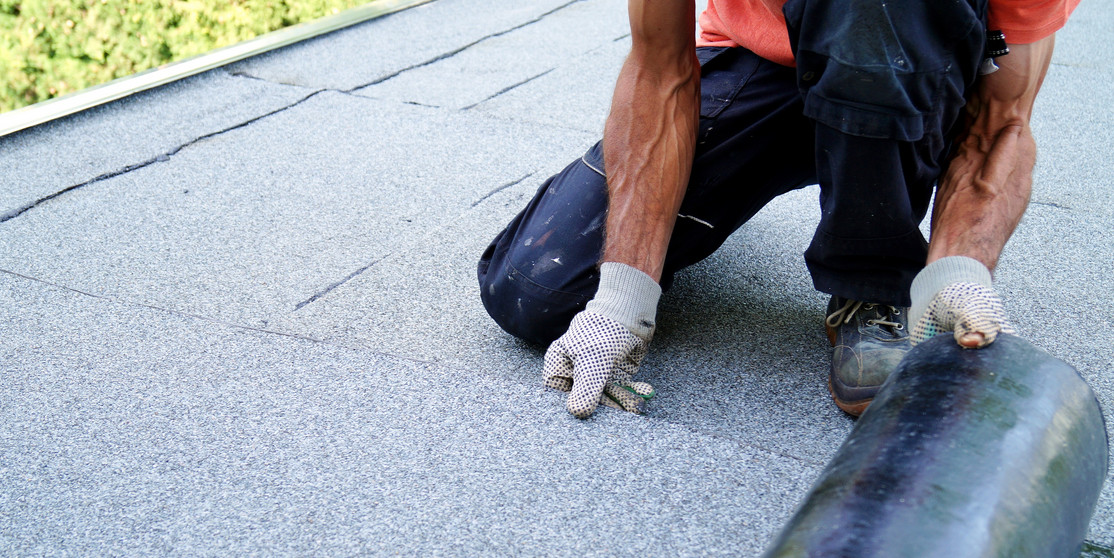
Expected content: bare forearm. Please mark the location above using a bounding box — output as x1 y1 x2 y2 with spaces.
601 0 699 282
927 116 1036 270
927 37 1056 271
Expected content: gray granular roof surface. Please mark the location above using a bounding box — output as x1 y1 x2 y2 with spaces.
2 0 1112 555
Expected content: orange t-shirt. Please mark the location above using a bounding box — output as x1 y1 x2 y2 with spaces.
697 0 1080 67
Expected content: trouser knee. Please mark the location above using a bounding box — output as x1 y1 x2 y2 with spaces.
476 151 609 346
477 252 589 346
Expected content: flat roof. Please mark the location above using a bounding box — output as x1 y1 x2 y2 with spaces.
1 0 1112 554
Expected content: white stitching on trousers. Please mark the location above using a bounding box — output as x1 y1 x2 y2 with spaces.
678 214 714 229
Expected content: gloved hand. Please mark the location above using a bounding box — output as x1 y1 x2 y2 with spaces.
543 262 661 418
909 256 1016 348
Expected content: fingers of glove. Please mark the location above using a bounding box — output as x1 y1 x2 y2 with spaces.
912 282 1014 348
544 376 573 392
565 335 646 418
953 299 1017 348
624 381 656 399
949 284 1014 348
542 338 575 391
541 311 648 418
595 381 655 412
572 337 647 417
953 309 1001 348
601 383 647 414
598 393 625 411
565 352 613 418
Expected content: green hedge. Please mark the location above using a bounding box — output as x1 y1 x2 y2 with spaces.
0 0 369 113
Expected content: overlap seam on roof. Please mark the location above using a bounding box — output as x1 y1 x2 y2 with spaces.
469 173 536 208
0 89 325 225
1029 200 1073 210
2 1 591 226
460 69 557 111
294 253 394 311
0 267 326 345
351 0 586 91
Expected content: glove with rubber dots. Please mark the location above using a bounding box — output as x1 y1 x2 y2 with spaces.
544 262 660 418
909 256 1016 348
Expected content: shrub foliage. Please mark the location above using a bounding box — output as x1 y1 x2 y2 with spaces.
1 0 368 112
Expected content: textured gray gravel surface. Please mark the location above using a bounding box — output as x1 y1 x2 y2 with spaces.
1 274 818 556
227 0 581 91
1 0 1111 554
0 71 314 220
0 91 591 331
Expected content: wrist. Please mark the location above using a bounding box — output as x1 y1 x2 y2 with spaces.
910 256 992 326
585 262 661 340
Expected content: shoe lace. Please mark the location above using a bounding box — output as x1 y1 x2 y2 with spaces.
825 299 904 330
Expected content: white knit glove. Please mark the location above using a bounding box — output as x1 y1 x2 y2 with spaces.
910 256 1016 348
543 262 660 418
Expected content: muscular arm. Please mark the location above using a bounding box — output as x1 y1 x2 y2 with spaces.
926 36 1056 270
601 0 700 282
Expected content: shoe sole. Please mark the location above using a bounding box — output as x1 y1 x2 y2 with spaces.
826 323 872 417
827 377 871 416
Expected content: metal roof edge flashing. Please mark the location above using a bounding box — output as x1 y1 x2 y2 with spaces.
0 0 434 138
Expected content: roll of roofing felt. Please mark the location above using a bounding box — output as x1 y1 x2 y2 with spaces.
764 334 1108 558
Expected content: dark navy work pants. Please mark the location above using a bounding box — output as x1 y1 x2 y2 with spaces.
478 0 988 346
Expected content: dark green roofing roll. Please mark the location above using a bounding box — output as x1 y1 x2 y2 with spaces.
765 333 1108 557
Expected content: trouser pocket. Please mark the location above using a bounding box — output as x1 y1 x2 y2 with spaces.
783 0 987 141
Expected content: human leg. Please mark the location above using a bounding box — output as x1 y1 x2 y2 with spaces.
783 0 989 414
476 146 611 346
477 47 815 346
785 0 988 306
